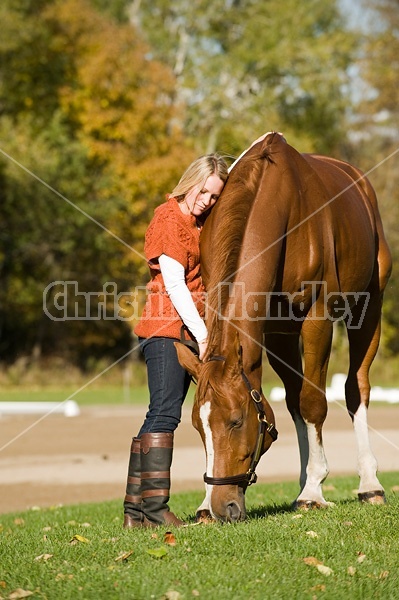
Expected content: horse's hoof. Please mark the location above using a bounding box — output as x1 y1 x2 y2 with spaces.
358 490 386 504
195 509 215 523
294 499 331 511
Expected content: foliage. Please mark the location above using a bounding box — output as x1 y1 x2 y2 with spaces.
346 0 399 353
135 0 357 154
0 0 191 366
0 473 398 599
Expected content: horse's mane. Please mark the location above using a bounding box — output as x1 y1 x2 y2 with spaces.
206 145 274 352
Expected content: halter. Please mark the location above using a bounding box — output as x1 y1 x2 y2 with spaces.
202 355 278 489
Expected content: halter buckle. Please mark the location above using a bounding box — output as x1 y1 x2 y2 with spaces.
247 470 258 486
250 389 262 402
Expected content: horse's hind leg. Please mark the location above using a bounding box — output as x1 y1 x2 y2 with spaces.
345 292 385 503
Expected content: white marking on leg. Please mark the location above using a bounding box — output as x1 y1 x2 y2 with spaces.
197 401 214 515
297 422 330 506
353 403 383 493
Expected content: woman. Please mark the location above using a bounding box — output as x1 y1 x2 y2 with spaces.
123 153 229 528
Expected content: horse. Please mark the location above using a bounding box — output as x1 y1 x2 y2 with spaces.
175 132 392 522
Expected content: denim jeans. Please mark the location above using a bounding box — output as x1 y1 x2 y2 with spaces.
137 337 192 435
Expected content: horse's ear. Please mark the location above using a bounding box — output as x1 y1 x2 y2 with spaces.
224 331 242 374
174 342 201 379
259 131 286 157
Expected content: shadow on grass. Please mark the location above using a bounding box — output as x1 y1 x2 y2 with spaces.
246 502 294 519
183 502 295 523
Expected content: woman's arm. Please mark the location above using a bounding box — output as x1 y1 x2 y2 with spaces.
159 254 208 358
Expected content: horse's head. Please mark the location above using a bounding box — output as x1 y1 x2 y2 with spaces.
175 336 277 522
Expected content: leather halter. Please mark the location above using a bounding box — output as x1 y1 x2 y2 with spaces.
202 355 278 489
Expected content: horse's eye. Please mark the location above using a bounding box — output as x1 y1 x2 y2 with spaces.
229 417 243 429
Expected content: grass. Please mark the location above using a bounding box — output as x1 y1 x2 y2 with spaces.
0 386 197 406
0 385 150 406
2 349 399 407
1 473 399 600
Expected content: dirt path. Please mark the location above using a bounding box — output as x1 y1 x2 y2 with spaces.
0 402 398 514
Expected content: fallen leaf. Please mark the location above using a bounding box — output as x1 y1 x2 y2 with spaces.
115 551 134 562
162 591 181 600
69 534 90 545
13 519 24 526
379 571 389 579
151 533 158 539
357 552 366 564
34 554 53 562
164 531 176 546
42 527 52 532
316 564 333 576
306 531 318 538
8 589 33 599
0 581 6 589
347 566 356 576
80 522 91 528
291 514 303 520
343 521 353 527
303 556 322 566
147 546 168 559
192 591 200 597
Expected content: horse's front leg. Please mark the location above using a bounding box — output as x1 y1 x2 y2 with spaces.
294 318 333 509
294 418 331 509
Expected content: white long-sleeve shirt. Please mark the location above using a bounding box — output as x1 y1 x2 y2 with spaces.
158 253 208 343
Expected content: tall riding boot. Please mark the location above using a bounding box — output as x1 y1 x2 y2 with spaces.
123 437 143 528
140 432 185 527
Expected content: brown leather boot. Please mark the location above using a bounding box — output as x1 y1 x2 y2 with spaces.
140 432 185 527
123 437 143 528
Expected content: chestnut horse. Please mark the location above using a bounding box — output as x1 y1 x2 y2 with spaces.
176 132 392 522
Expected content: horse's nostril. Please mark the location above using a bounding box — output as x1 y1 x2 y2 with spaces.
226 501 241 522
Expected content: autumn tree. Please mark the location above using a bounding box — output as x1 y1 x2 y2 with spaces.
132 0 357 155
350 0 399 353
0 0 190 366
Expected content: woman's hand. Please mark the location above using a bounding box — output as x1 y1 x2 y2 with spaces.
198 339 208 361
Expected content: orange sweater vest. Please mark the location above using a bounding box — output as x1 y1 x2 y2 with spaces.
134 198 205 340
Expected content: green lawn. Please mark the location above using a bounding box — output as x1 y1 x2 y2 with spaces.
0 386 196 406
1 473 398 600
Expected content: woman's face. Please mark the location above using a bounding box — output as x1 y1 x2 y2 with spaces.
183 174 225 217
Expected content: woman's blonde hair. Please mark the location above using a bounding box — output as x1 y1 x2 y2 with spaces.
170 154 229 201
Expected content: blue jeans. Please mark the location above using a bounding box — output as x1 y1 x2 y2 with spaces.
137 337 192 435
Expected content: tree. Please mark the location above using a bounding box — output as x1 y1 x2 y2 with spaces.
133 0 357 155
0 0 191 366
347 0 399 354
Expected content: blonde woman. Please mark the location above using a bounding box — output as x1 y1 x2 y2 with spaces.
123 154 228 528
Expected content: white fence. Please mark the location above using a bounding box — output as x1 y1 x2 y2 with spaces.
0 400 80 418
270 373 399 404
